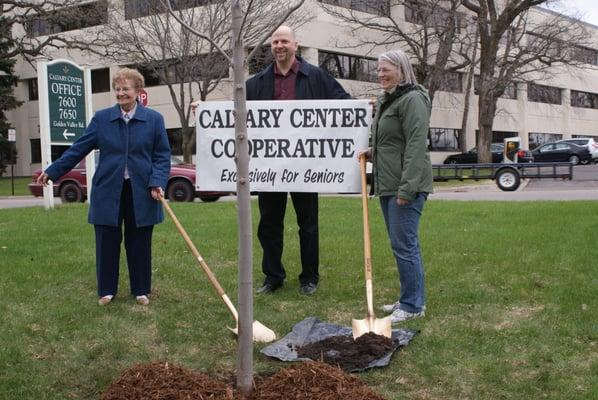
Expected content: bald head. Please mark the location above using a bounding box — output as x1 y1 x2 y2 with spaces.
270 25 299 70
273 25 296 40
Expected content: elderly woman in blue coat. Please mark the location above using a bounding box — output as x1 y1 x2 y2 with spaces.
37 68 171 306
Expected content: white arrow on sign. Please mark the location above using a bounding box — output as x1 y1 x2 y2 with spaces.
63 129 76 140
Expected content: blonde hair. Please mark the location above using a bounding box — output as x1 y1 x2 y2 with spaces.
378 50 418 85
112 68 145 90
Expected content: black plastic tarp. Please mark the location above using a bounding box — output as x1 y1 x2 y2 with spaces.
260 317 417 372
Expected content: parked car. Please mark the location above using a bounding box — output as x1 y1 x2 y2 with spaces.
28 156 229 203
167 156 228 202
556 138 598 163
443 143 533 164
531 142 592 165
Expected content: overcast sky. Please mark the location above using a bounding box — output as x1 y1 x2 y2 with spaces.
543 0 598 26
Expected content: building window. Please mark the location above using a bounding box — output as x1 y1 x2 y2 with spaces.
439 71 463 93
133 64 162 87
491 131 517 143
30 139 41 163
318 51 377 83
178 53 229 81
571 90 598 109
528 83 561 105
502 82 517 100
25 1 108 37
528 132 562 150
125 0 162 19
167 128 183 156
91 68 110 93
27 78 39 101
404 1 465 32
128 54 228 87
318 0 390 16
428 128 459 151
248 46 274 75
473 76 517 99
51 145 70 161
124 0 222 19
570 46 598 65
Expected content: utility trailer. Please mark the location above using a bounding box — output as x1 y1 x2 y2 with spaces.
432 162 573 191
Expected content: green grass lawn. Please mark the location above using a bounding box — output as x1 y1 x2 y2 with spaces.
0 176 31 196
0 198 596 399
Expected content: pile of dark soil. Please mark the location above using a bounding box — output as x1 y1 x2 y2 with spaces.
296 332 395 371
102 360 387 400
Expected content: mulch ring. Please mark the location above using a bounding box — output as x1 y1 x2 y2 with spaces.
295 332 395 372
102 360 387 400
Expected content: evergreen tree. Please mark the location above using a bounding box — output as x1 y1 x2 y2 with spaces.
0 15 21 175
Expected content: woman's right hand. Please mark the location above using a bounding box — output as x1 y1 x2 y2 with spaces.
36 172 50 186
358 149 372 162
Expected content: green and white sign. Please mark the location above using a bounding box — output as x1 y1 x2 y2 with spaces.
47 62 87 143
37 58 93 209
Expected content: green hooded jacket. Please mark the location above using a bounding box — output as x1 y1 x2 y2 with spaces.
371 84 434 201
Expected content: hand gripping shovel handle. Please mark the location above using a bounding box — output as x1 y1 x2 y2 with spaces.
158 195 239 321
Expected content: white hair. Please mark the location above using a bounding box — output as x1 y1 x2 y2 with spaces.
378 50 418 85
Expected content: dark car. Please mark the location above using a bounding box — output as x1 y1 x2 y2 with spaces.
28 156 229 203
443 143 533 164
531 142 592 165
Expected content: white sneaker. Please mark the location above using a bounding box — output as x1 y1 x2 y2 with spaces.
390 308 425 323
382 302 426 314
136 295 150 306
381 301 401 313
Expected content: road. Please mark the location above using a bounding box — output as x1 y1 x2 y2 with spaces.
1 164 597 209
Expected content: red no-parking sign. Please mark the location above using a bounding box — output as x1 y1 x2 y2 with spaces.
138 89 148 106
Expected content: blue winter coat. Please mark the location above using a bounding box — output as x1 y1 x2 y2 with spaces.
45 104 171 227
246 56 350 101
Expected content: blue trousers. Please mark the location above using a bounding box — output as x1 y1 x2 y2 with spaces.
379 193 427 313
94 180 153 297
257 192 319 286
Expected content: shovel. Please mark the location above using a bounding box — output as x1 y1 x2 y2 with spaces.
352 155 392 339
158 195 276 343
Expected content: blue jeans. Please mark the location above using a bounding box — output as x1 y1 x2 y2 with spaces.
379 193 427 313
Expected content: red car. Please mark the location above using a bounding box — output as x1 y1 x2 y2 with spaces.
28 156 228 203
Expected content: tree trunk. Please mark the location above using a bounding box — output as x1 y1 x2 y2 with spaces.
477 89 498 162
231 0 253 397
460 27 479 153
182 125 195 163
460 68 475 153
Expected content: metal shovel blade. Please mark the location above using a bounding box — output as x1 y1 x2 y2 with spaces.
351 315 392 340
228 320 277 343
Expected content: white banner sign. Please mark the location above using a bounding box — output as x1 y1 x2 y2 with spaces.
196 99 371 192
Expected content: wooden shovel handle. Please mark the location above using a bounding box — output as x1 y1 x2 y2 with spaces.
360 156 375 318
159 195 238 320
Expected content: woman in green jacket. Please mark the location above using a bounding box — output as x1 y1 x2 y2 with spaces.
362 49 433 323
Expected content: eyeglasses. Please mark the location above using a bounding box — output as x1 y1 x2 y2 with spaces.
114 87 135 93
